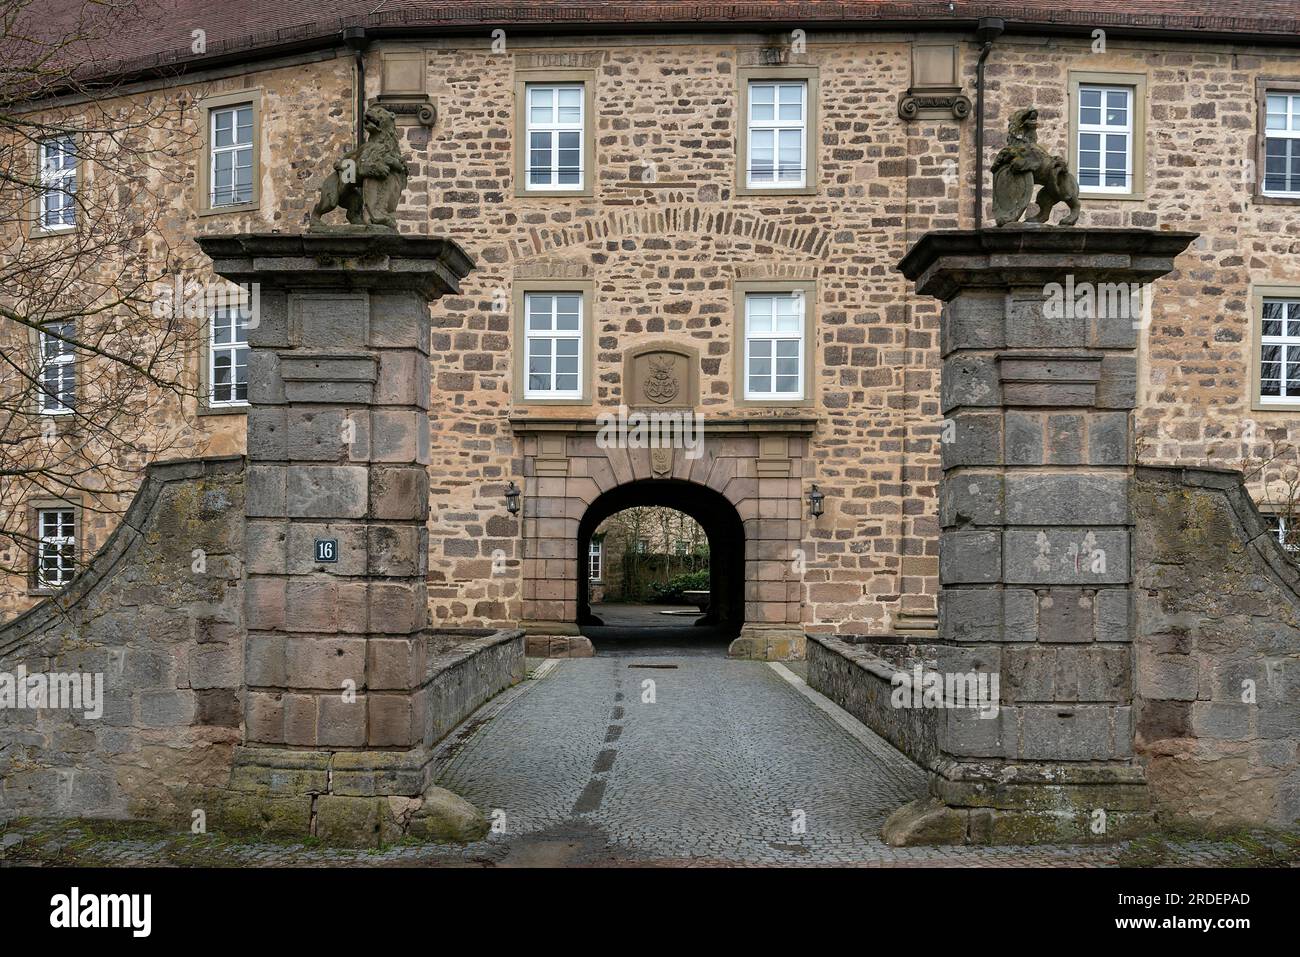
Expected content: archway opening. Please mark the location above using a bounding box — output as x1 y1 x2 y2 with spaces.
577 479 744 652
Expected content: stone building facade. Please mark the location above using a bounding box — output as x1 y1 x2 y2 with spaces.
5 2 1300 652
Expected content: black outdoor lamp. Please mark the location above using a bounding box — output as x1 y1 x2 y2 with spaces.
504 481 521 515
807 483 825 518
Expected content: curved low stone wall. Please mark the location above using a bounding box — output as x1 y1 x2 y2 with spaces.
0 456 247 822
810 464 1300 834
1134 465 1300 827
0 455 525 842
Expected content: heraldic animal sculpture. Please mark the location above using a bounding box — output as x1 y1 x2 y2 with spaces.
991 107 1081 226
310 105 408 229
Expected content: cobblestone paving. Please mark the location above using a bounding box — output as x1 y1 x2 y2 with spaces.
3 656 1295 867
436 655 928 864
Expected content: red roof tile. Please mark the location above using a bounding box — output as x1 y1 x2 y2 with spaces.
13 0 1300 89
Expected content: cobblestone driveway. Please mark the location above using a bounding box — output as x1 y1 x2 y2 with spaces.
4 654 1294 867
434 655 928 864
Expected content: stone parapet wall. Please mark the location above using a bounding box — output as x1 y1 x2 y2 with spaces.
0 457 246 822
806 635 943 771
1134 465 1300 827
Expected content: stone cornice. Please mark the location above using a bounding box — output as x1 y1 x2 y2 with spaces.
508 413 821 435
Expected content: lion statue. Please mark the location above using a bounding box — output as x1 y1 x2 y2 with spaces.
310 105 408 229
991 107 1080 227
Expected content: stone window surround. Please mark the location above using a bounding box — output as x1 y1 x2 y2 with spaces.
197 305 251 417
196 87 262 216
29 134 79 239
1249 282 1300 412
512 277 596 406
731 278 817 408
736 65 820 197
27 496 80 596
1067 70 1147 202
513 67 597 198
1255 77 1300 207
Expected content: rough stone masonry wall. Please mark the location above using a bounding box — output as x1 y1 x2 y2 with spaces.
981 38 1300 496
0 55 356 623
1134 465 1300 827
0 457 246 822
399 35 958 636
5 31 1300 638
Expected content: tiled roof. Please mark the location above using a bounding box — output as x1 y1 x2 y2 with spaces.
15 1 1300 88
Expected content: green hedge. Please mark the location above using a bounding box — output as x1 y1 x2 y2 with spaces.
647 569 710 603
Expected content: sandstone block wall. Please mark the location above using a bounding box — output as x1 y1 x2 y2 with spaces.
0 457 246 821
1134 465 1300 827
3 31 1299 643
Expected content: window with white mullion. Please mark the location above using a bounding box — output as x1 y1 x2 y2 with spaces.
210 104 254 207
524 292 582 398
1265 514 1300 553
1264 92 1300 196
209 305 250 406
589 538 602 581
1077 85 1133 192
745 292 804 400
38 135 77 230
37 508 76 588
747 81 807 188
525 84 584 190
38 320 76 415
1260 298 1300 403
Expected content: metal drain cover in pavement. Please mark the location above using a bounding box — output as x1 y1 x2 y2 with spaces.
627 663 678 669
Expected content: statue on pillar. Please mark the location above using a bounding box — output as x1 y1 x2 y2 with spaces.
309 105 408 229
991 107 1081 227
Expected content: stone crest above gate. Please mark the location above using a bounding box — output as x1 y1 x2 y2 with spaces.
623 341 699 409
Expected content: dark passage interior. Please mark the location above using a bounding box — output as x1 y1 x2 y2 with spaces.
577 479 744 653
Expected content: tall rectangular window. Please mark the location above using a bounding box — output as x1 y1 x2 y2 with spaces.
1264 91 1300 196
525 84 584 191
1259 298 1300 404
38 321 76 414
744 292 805 400
589 538 602 582
209 306 250 406
1077 85 1133 192
36 508 76 588
746 80 807 189
524 292 582 399
38 135 76 230
210 104 254 207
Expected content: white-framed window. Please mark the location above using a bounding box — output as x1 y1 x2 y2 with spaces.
525 84 584 190
38 135 76 230
1264 92 1300 196
209 305 250 406
1077 85 1133 192
589 537 603 581
36 508 76 588
38 321 76 414
744 292 805 400
746 80 807 188
210 104 254 207
524 292 582 399
1259 298 1300 403
1265 513 1300 552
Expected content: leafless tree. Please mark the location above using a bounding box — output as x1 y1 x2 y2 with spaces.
0 0 203 587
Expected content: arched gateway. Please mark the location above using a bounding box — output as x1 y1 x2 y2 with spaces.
576 478 745 636
512 418 813 659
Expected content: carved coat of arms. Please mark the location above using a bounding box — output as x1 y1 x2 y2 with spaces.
643 355 679 405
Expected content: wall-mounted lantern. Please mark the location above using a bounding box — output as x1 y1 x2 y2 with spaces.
807 483 825 518
504 481 521 515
